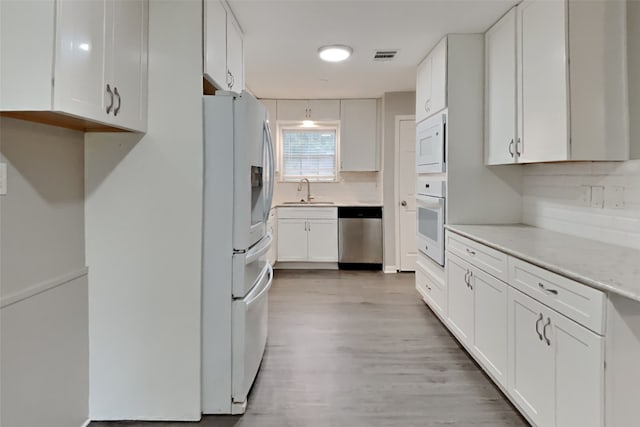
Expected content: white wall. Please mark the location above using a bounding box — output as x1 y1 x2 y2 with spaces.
522 161 640 250
629 0 640 159
273 172 381 205
85 0 203 420
381 92 416 271
0 117 88 427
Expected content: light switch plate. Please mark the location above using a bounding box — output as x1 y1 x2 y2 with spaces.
0 163 6 195
591 185 604 208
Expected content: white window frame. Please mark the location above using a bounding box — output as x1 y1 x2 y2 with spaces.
277 121 341 183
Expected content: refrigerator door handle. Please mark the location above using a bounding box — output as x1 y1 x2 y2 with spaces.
245 232 272 265
245 263 273 306
263 119 276 223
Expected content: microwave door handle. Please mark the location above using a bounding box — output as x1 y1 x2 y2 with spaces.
417 199 444 209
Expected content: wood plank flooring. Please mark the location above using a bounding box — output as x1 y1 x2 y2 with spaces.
92 270 528 427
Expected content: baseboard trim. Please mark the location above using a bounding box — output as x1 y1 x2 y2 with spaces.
383 266 398 274
81 419 91 427
0 267 89 309
275 262 338 270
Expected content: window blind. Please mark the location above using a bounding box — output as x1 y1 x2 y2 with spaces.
281 129 337 181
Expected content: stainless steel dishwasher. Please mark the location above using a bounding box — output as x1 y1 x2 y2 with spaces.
338 206 383 270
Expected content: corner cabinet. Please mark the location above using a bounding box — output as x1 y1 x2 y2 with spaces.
340 99 379 171
415 37 447 124
203 0 244 93
0 0 148 132
276 207 338 263
485 0 628 164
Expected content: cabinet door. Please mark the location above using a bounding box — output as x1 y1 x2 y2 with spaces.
508 288 554 427
485 7 517 165
415 56 432 124
307 219 338 262
429 38 447 115
276 220 307 261
340 99 378 171
518 0 569 163
552 310 604 427
54 0 108 122
108 0 148 132
226 14 244 93
446 254 474 345
307 100 340 121
203 0 227 90
276 100 308 121
473 267 508 388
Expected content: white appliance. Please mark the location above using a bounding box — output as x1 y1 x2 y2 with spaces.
416 112 446 173
416 177 446 266
202 91 275 415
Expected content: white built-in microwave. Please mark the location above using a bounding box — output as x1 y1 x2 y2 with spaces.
416 177 446 266
416 113 446 174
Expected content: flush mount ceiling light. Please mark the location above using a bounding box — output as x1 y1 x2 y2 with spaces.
318 45 353 62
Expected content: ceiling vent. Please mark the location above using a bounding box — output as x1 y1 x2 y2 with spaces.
373 49 398 61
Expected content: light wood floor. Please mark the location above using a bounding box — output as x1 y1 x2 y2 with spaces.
92 270 528 427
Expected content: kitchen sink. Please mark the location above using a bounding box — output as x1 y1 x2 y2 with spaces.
281 201 335 205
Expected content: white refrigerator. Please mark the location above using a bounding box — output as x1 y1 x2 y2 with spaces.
201 91 275 414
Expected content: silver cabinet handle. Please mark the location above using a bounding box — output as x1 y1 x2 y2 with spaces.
468 270 473 290
543 318 552 346
307 221 310 232
227 70 233 89
509 139 514 158
516 137 522 157
425 99 431 113
535 313 544 341
465 248 476 256
113 87 121 116
401 200 407 207
464 270 470 287
538 283 559 295
106 84 114 114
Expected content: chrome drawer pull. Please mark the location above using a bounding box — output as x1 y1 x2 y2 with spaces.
466 248 476 255
538 283 559 295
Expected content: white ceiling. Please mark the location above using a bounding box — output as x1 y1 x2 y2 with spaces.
229 0 518 99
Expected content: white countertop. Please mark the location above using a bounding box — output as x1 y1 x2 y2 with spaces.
446 224 640 303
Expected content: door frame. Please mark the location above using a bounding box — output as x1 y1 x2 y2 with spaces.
394 114 416 272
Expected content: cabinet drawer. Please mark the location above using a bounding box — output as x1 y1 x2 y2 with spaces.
446 231 508 281
277 207 337 220
508 257 606 335
416 256 446 317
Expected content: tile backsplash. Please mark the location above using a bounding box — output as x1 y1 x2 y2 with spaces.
522 160 640 249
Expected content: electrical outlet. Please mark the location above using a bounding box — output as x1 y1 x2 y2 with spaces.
580 186 592 205
591 185 604 208
0 163 6 196
605 186 625 209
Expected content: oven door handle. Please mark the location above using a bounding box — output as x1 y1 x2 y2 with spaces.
417 199 444 210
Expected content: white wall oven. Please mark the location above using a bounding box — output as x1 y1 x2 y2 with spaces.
416 112 446 173
416 177 446 266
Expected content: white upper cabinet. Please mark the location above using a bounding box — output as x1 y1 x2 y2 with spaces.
0 0 149 132
518 0 569 163
416 37 447 124
340 99 379 171
485 0 628 164
203 0 244 93
276 99 340 121
106 0 149 132
485 7 518 165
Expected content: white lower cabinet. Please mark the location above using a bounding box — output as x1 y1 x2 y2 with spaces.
446 254 474 345
443 230 605 427
276 208 338 263
473 267 508 388
508 287 604 427
276 219 307 261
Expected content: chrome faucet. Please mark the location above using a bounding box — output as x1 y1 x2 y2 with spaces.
297 178 314 203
